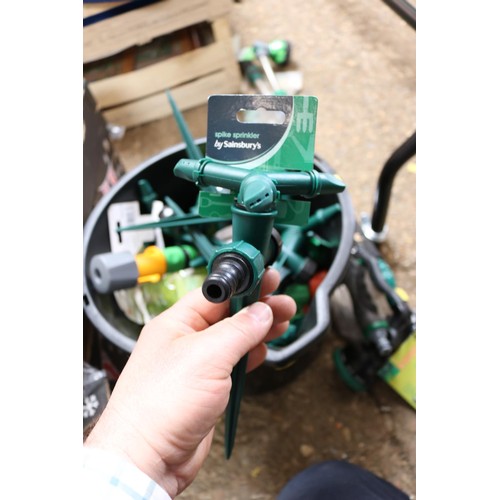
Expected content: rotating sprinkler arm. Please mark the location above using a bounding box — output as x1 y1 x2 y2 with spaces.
174 159 346 198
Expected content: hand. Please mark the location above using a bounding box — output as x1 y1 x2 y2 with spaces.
84 268 296 497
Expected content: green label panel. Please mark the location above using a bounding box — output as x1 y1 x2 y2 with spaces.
198 192 310 226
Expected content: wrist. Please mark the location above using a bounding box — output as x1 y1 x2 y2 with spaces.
85 405 180 498
83 446 173 499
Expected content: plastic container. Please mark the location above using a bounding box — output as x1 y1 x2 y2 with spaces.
83 140 356 390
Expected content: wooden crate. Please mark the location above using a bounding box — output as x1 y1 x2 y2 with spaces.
83 0 240 128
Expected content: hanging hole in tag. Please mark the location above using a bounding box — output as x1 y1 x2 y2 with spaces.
236 107 286 125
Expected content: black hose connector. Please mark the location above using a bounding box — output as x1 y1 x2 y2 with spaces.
369 327 393 357
202 253 253 303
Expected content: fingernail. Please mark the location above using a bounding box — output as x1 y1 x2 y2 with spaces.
246 302 272 322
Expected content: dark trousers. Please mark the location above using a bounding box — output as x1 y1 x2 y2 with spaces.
277 460 410 500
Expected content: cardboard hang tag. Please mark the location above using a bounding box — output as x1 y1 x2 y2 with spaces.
206 94 318 172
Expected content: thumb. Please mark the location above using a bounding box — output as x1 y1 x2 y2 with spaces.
199 301 273 368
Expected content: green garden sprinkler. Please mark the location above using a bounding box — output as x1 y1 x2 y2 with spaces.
174 159 344 458
173 93 346 458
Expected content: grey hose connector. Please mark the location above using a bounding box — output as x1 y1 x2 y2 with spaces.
89 252 139 294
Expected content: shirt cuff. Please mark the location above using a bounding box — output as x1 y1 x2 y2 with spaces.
83 447 172 500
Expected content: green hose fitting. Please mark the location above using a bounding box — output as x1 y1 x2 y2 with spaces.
284 283 311 311
202 241 265 303
162 244 199 273
268 39 291 66
333 348 368 392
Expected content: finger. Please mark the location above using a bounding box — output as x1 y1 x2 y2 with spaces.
245 320 293 372
246 344 267 372
258 267 281 298
261 294 297 325
197 301 274 368
264 320 291 343
151 268 283 334
150 287 228 334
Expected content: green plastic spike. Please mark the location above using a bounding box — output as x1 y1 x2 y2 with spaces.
225 351 248 459
137 179 158 213
166 90 202 161
117 215 229 233
163 196 217 262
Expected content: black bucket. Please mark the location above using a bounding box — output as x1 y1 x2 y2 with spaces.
83 140 356 390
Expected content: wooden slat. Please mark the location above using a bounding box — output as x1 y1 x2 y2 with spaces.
103 66 239 128
212 17 232 42
89 35 234 109
83 0 232 64
83 2 130 18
